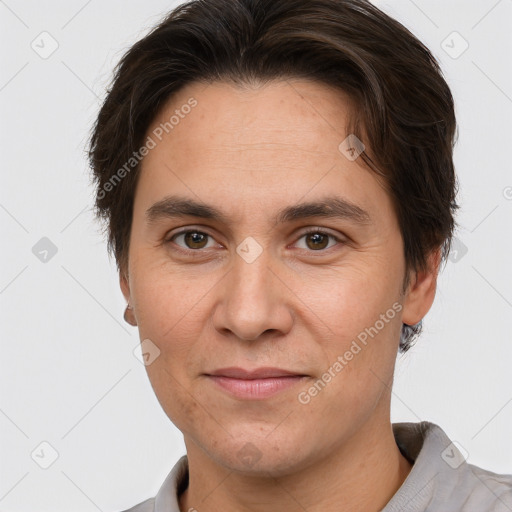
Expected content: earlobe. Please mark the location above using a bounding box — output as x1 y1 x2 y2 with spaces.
120 271 138 326
401 248 441 327
123 304 138 326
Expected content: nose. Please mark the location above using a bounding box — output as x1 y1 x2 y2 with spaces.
212 247 294 342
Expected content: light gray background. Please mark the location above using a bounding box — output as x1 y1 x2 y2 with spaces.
1 0 511 510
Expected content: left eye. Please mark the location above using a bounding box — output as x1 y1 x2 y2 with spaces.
294 230 340 251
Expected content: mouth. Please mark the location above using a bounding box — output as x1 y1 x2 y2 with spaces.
204 367 309 400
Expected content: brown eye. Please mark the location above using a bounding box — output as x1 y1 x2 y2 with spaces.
170 230 213 250
184 231 209 249
294 230 341 252
305 232 330 250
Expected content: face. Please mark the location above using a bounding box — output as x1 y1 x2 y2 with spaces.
121 79 436 476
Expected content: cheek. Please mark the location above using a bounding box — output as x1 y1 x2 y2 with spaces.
133 270 209 429
144 360 210 438
296 313 400 441
293 261 400 343
132 259 204 337
291 265 402 405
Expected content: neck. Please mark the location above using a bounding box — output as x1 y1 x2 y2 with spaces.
178 419 413 512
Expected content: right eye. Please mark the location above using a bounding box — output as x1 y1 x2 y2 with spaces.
166 229 219 252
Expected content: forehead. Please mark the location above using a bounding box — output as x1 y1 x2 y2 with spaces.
134 79 392 227
144 79 357 169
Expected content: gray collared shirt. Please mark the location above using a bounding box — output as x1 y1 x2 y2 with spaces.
121 421 512 511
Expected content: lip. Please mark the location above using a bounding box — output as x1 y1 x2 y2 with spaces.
205 367 308 400
207 366 307 379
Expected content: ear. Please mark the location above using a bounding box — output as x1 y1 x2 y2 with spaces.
120 270 137 327
120 270 131 304
401 247 442 326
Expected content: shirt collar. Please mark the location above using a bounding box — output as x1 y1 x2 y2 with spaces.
151 421 457 512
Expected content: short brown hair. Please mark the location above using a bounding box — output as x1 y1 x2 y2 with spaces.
88 0 459 352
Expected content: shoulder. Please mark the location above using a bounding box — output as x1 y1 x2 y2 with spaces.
460 462 512 511
387 421 512 511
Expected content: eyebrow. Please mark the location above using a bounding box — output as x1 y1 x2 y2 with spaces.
145 194 372 227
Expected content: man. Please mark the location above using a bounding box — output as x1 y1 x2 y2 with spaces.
88 0 512 510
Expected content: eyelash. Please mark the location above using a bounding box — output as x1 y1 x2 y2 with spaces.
165 228 344 255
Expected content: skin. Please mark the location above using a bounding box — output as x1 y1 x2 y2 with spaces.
120 79 440 512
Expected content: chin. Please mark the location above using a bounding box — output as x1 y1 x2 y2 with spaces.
204 433 316 478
